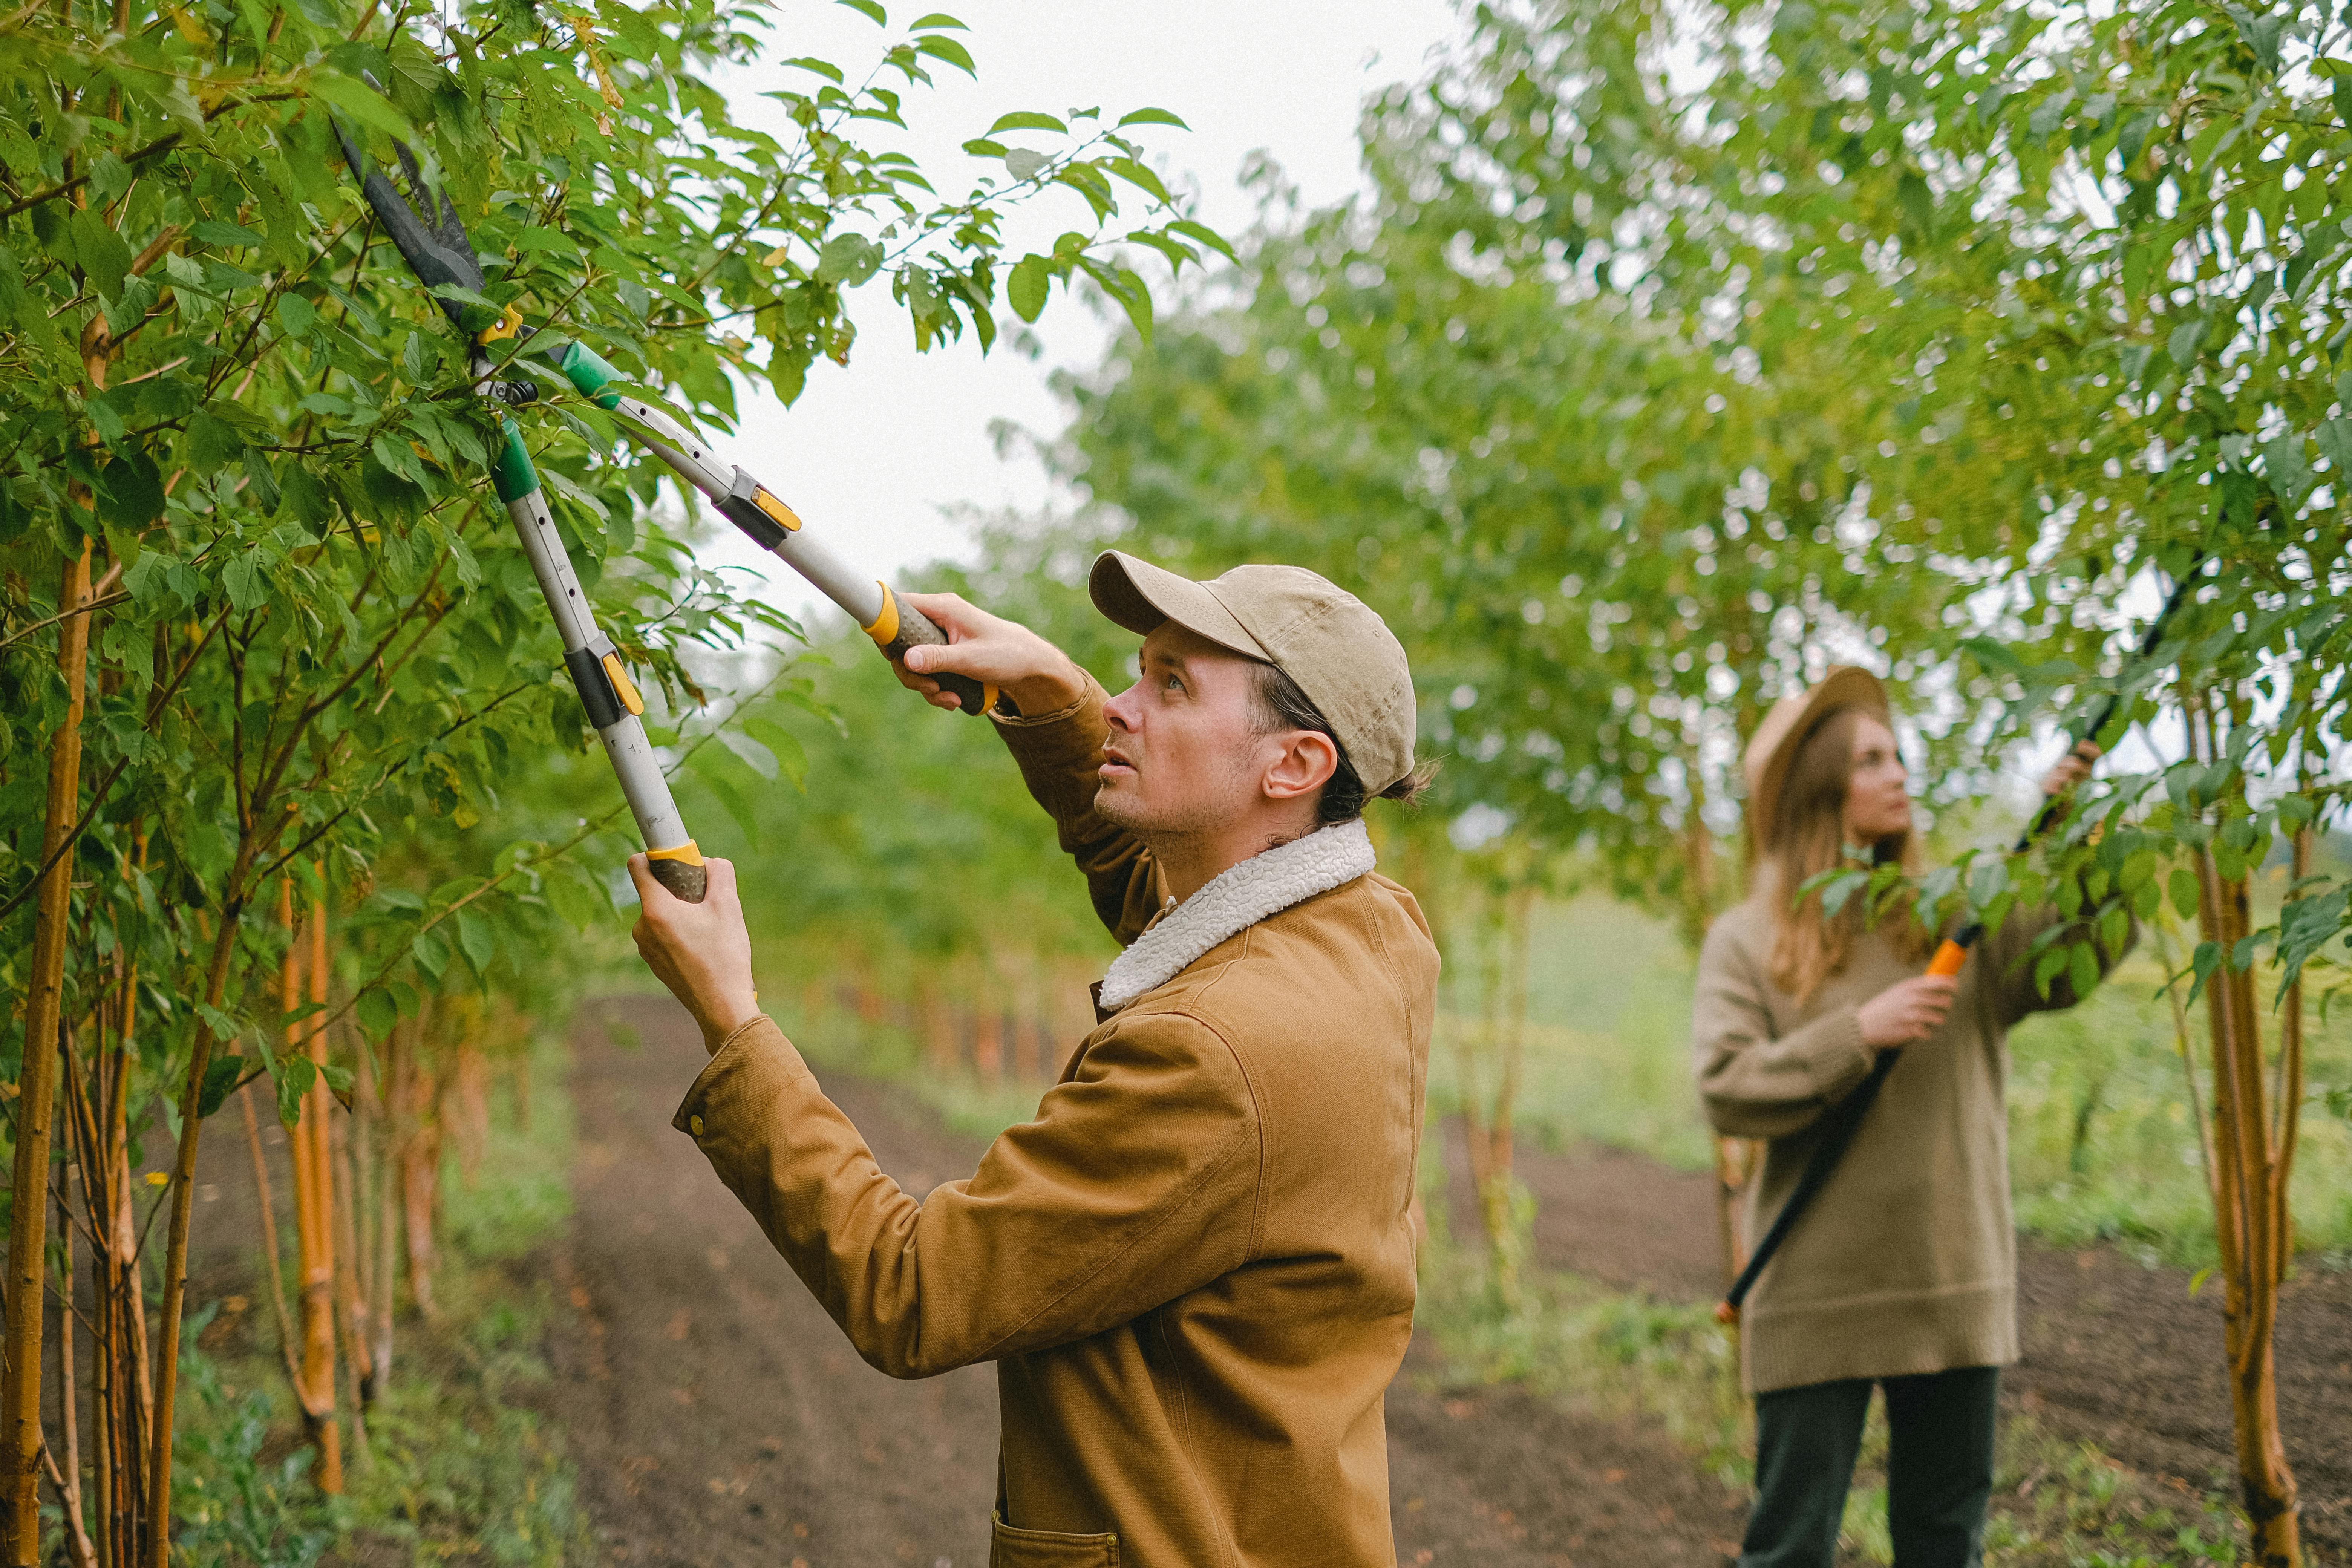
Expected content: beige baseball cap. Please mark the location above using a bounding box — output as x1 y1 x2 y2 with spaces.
1089 551 1418 793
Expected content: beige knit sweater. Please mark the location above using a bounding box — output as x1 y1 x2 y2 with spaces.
1692 892 2128 1394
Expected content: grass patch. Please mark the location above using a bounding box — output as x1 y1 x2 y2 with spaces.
171 1034 592 1568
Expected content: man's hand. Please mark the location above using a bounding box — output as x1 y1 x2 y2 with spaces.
893 591 1088 715
1857 974 1958 1048
629 854 761 1055
2041 738 2101 796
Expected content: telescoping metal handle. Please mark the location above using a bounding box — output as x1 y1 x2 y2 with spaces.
488 408 707 903
544 340 1001 718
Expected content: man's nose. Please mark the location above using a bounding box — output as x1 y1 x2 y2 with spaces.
1104 684 1140 732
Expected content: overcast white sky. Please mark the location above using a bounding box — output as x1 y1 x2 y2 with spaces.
693 0 1463 626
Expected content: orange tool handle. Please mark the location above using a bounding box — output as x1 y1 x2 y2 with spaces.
1926 939 1969 978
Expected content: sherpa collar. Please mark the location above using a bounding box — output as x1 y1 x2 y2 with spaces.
1096 819 1377 1013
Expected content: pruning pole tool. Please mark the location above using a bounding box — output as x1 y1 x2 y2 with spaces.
335 124 1002 903
1717 559 2205 1326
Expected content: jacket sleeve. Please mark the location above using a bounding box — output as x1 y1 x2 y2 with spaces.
991 674 1160 945
1692 919 1879 1139
1974 895 2139 1027
673 1010 1262 1379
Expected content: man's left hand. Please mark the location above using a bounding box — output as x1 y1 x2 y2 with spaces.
2041 739 2102 796
629 854 761 1054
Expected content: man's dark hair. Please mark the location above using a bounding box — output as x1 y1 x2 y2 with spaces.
1249 664 1433 825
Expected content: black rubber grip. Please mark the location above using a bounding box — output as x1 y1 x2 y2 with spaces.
880 602 993 717
647 856 707 903
562 646 623 729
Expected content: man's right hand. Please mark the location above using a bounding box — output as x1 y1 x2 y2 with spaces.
893 591 1089 716
1857 973 1959 1048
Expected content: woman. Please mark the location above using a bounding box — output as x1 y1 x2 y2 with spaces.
1694 666 2118 1568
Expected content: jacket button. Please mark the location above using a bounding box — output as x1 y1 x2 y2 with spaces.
688 1115 705 1136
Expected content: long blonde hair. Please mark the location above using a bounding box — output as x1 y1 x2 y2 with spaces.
1764 706 1934 1001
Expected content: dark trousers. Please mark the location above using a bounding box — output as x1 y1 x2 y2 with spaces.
1738 1366 2000 1568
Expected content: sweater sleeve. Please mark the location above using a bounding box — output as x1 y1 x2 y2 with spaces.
673 1011 1261 1380
991 673 1160 946
1692 919 1879 1139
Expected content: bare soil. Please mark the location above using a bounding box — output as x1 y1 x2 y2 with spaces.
552 995 1750 1566
1448 1123 2352 1560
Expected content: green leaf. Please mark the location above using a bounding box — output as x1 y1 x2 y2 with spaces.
197 1056 248 1119
357 987 397 1041
717 727 781 781
816 232 885 286
836 0 884 21
2167 316 2207 367
274 1052 317 1129
308 70 420 146
1116 107 1189 130
456 908 496 974
222 549 270 613
988 112 1067 135
1169 218 1236 262
2068 938 2100 1002
276 292 318 337
908 11 965 27
913 34 974 74
2034 944 2068 998
741 715 808 789
1008 253 1051 322
72 208 132 299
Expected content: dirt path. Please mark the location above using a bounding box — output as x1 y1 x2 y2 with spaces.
551 996 1749 1566
1453 1125 2352 1558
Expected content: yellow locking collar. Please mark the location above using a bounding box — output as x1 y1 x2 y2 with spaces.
647 839 704 867
753 487 802 533
601 652 645 716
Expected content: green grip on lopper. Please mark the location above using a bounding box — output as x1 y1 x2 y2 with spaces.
491 417 540 503
555 341 625 411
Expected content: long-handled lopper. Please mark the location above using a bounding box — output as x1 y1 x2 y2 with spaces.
1716 561 2205 1325
334 124 1001 902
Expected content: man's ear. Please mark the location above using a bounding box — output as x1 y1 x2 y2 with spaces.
1262 730 1339 803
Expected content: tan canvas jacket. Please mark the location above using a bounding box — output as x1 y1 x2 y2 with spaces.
1693 887 2128 1394
674 675 1441 1567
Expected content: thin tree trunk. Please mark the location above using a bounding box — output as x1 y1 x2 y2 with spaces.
3 541 96 1564
281 886 341 1493
392 1011 439 1320
144 879 250 1568
56 1162 96 1568
237 1085 300 1393
328 1105 369 1461
2191 836 2302 1565
370 1018 407 1397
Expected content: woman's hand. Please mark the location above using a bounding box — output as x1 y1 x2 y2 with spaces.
629 854 761 1055
2041 738 2102 796
1857 974 1959 1048
892 591 1088 715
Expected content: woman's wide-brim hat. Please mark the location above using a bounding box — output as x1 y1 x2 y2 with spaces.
1742 666 1893 849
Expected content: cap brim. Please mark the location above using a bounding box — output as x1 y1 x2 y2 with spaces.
1749 666 1891 850
1089 551 1271 661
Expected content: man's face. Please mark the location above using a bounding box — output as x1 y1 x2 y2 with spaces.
1097 623 1271 837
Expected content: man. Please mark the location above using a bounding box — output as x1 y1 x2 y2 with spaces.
628 551 1439 1568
